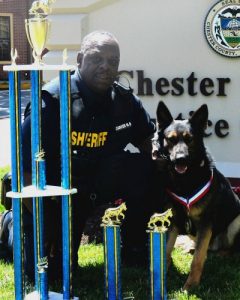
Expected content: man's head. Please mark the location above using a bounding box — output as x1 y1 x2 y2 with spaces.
77 31 120 94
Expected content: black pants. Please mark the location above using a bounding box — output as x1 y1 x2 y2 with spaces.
24 152 163 280
71 152 161 266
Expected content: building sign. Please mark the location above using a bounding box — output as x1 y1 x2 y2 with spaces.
46 0 240 177
120 70 230 139
120 70 231 97
205 0 240 57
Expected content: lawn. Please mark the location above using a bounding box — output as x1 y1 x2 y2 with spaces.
0 244 240 299
0 166 240 299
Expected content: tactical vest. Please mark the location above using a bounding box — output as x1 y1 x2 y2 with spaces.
24 70 138 175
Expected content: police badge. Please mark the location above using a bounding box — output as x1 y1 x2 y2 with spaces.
204 1 240 57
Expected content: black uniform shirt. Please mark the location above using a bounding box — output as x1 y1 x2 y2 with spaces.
22 69 155 183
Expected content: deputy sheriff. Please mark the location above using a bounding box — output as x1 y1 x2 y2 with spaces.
22 31 157 281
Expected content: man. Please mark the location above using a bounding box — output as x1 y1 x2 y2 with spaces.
22 31 157 281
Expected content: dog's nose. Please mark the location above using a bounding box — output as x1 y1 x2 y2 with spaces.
175 153 186 160
175 156 187 164
174 141 188 159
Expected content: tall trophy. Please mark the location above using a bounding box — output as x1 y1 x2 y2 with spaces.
25 0 54 65
4 0 78 299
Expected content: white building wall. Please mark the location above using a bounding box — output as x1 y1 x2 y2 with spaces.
43 0 240 177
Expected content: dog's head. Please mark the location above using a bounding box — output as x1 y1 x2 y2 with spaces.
153 101 208 175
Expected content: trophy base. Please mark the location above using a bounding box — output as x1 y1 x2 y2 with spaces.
25 291 79 300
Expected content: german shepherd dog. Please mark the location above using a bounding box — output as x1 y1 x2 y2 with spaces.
152 101 240 290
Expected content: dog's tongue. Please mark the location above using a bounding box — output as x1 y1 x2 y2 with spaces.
175 164 188 174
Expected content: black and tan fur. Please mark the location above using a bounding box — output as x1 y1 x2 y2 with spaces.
153 101 240 290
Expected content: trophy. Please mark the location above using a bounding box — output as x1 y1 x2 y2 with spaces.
147 209 172 300
101 202 127 300
4 0 80 299
25 0 55 65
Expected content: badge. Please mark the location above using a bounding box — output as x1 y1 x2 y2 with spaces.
204 1 240 57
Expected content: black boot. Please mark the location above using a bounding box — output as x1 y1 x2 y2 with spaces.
0 210 13 262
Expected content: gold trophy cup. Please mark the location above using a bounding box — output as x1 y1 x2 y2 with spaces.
25 1 54 65
25 18 50 65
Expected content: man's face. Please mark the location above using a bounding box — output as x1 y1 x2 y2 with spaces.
78 38 120 94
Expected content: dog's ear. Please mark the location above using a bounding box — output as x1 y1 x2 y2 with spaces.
156 101 173 130
189 104 208 133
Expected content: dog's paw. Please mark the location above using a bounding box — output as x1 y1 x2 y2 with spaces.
167 256 172 270
183 274 200 291
182 278 199 291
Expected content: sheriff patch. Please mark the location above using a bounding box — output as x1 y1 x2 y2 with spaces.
72 131 108 147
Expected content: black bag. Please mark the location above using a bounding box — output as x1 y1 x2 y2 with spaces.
1 173 12 210
0 210 13 261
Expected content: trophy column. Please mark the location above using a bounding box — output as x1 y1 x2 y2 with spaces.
30 69 48 297
8 70 25 300
60 70 74 299
101 202 127 300
147 209 172 300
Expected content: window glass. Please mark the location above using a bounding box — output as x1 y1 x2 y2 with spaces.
0 16 11 61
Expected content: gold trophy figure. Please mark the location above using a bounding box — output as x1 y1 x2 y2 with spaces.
25 0 55 65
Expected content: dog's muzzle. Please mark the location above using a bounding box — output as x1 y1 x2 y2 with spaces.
173 157 188 174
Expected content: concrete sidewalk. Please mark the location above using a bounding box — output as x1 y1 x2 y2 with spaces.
0 118 11 167
0 88 30 168
0 89 30 119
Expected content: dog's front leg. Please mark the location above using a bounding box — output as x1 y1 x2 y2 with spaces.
166 225 179 269
183 226 212 291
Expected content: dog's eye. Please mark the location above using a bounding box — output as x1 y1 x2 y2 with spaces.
166 136 178 145
184 135 193 144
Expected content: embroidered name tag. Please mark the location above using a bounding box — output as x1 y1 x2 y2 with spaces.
115 122 132 131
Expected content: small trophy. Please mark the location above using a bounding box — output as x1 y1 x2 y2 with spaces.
147 209 172 300
25 0 55 65
101 202 127 300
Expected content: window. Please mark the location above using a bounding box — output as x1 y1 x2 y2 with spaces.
0 15 13 62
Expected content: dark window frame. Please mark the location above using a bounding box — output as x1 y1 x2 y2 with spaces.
0 14 13 63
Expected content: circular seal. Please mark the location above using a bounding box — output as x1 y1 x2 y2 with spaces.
204 1 240 57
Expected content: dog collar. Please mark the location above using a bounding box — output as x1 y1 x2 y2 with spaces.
166 170 213 209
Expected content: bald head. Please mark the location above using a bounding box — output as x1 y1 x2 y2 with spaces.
79 31 120 56
77 31 120 94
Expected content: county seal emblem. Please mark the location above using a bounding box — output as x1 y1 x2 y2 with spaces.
204 1 240 57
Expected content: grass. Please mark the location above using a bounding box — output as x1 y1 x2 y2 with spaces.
0 165 240 299
0 260 15 300
0 243 240 299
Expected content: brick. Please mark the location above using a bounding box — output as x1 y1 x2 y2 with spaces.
0 0 33 80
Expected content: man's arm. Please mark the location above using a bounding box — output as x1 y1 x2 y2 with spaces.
137 134 154 155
